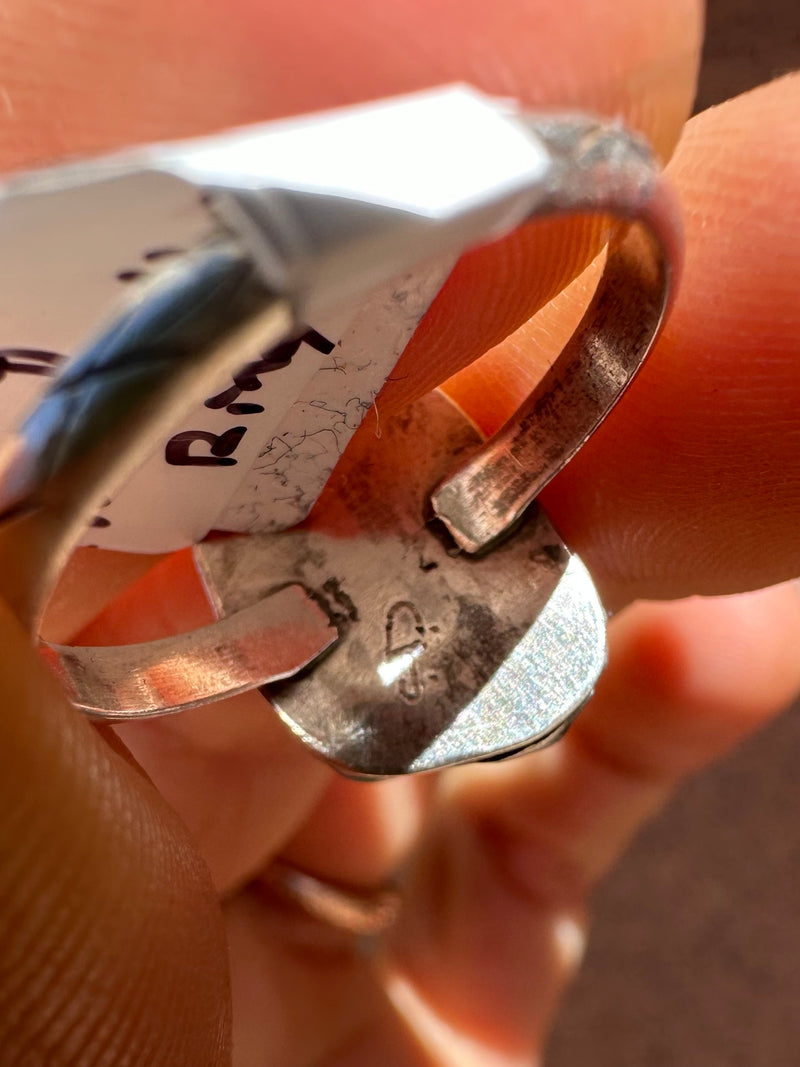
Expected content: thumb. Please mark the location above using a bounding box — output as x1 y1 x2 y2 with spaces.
0 600 230 1066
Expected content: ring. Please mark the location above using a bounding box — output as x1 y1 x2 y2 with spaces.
0 245 341 714
263 862 402 937
0 86 681 724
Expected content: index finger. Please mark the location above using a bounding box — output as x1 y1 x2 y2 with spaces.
1 0 701 412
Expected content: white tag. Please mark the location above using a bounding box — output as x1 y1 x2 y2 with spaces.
218 257 453 537
0 168 451 551
0 84 551 553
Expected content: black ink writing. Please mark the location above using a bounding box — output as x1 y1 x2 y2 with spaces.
117 246 186 284
165 426 247 467
0 348 63 381
204 327 335 415
164 325 335 471
143 247 184 262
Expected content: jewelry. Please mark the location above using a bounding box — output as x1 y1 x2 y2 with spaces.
263 862 401 937
0 87 681 772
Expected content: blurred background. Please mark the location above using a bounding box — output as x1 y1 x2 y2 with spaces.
546 3 800 1063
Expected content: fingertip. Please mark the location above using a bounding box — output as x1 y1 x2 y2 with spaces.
581 582 800 780
279 773 436 890
543 74 800 601
0 597 231 1066
0 0 700 426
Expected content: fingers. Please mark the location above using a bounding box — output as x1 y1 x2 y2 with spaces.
84 550 435 895
0 0 699 162
276 773 436 888
388 582 800 1058
537 75 799 604
42 548 167 644
29 0 703 898
0 0 700 413
116 693 333 895
75 551 334 895
447 73 800 604
224 886 434 1067
0 599 231 1066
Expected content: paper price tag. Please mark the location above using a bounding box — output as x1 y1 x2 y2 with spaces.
0 171 452 551
86 257 452 551
218 258 453 538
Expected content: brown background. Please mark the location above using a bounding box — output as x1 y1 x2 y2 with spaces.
546 4 800 1064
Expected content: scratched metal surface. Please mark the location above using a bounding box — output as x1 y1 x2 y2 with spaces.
197 392 605 776
546 3 800 1063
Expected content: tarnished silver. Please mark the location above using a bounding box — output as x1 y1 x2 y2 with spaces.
197 392 606 777
431 139 680 551
0 85 682 759
0 245 339 714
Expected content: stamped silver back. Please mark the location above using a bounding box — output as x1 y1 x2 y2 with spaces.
195 392 606 777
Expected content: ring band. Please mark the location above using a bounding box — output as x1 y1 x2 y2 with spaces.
263 862 402 937
0 246 340 714
0 87 682 721
432 155 680 551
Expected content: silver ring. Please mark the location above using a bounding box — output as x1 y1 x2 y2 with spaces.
263 862 402 937
0 86 681 722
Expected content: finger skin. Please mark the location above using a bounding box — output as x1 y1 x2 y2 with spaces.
43 548 167 644
82 551 433 897
116 692 333 896
0 599 231 1067
20 0 702 894
0 0 700 416
389 583 800 1059
542 75 800 603
447 75 800 605
74 551 334 896
278 773 436 889
0 0 704 1063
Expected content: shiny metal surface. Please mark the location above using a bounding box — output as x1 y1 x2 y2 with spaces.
431 120 682 552
0 87 680 744
45 585 337 719
0 246 337 714
196 393 606 777
0 87 552 333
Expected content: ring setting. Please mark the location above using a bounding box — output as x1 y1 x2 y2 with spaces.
0 86 682 776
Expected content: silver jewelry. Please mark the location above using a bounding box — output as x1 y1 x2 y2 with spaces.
263 862 401 937
0 86 681 773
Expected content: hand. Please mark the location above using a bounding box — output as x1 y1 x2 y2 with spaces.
1 1 798 1065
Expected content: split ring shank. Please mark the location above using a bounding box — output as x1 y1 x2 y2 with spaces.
0 246 338 717
432 121 682 552
0 95 681 720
